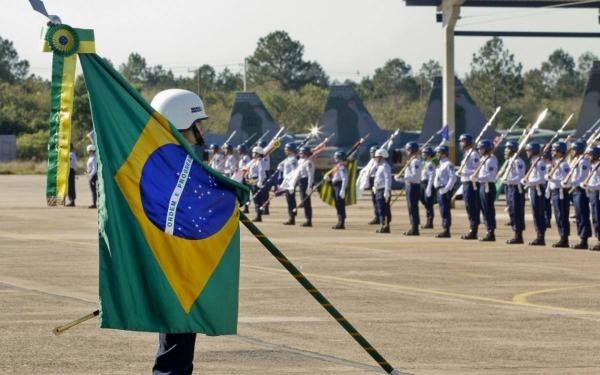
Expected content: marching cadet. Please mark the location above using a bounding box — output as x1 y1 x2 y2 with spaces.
543 150 553 229
222 144 238 178
86 144 98 209
584 146 600 251
365 145 380 225
474 139 498 242
208 144 225 173
297 146 315 227
420 146 436 229
564 140 592 249
279 143 299 225
522 142 547 246
247 146 267 222
259 140 271 215
330 151 348 230
401 141 422 236
433 145 456 238
546 141 571 248
373 148 392 233
236 144 251 213
458 133 481 240
502 140 526 244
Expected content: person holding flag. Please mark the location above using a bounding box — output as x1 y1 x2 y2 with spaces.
546 141 571 248
433 145 456 238
330 151 348 230
372 148 392 233
502 141 526 244
457 134 481 240
563 140 592 249
522 142 548 246
474 139 498 242
420 146 436 229
278 143 299 225
399 142 422 236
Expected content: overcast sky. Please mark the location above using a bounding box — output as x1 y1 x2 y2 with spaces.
1 0 598 82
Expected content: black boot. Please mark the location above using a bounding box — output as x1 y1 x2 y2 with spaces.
368 217 380 225
480 230 496 242
529 232 545 246
332 216 345 230
376 225 390 234
283 216 295 225
403 225 419 236
243 204 250 214
571 237 589 250
301 219 312 227
552 236 569 248
461 227 478 240
252 215 262 222
435 228 451 238
421 218 433 229
506 231 524 244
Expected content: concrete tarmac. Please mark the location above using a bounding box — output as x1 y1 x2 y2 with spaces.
2 175 600 374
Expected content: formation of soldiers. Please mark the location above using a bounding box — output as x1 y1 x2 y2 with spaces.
203 131 600 251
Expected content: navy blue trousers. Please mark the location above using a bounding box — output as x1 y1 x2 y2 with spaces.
572 188 591 239
252 185 268 219
369 177 377 219
405 182 421 226
298 177 312 220
590 191 600 239
285 189 297 218
420 180 435 221
479 182 496 230
462 182 481 228
551 188 570 237
333 181 346 220
375 188 392 225
153 333 196 375
544 187 552 228
438 191 451 229
529 185 547 234
68 168 76 203
506 185 525 232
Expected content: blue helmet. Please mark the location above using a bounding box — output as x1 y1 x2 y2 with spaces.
405 141 419 153
459 133 473 145
210 144 219 151
285 142 297 153
258 140 268 148
369 145 378 154
526 142 541 154
435 145 449 156
570 140 586 153
504 140 518 152
477 139 492 152
543 150 552 160
299 146 312 156
236 144 247 153
421 146 434 156
552 141 567 154
334 151 346 160
224 143 233 151
592 146 600 158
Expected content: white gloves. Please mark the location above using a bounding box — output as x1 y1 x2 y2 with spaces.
438 187 447 195
384 191 390 200
425 187 432 198
340 191 346 199
306 188 311 196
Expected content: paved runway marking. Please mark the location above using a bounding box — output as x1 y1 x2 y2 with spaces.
244 264 600 319
512 283 600 306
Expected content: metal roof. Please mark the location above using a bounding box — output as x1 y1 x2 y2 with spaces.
405 0 600 8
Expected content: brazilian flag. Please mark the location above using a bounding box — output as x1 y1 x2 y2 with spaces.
79 54 249 334
320 160 358 207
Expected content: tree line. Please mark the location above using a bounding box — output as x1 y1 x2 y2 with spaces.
0 31 596 160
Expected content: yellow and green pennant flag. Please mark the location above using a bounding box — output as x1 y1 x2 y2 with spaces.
43 25 95 205
320 159 358 207
79 54 249 334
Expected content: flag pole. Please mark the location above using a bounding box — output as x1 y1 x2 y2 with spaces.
239 211 400 375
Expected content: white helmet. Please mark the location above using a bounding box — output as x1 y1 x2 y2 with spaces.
86 144 96 152
252 146 264 155
150 89 208 130
375 149 388 158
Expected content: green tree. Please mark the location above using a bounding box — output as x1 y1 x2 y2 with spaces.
417 60 442 99
247 31 329 90
119 52 147 84
0 36 29 83
577 51 598 81
215 68 242 92
541 49 580 98
371 58 418 100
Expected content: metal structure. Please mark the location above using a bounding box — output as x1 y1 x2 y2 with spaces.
405 0 600 161
0 135 16 162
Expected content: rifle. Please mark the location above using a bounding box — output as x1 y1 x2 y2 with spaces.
381 129 400 151
581 160 600 191
251 130 271 148
560 123 600 185
456 106 501 177
239 132 258 149
222 130 237 147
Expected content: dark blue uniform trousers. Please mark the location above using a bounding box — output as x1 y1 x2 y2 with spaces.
298 177 312 220
438 191 451 230
544 186 552 228
590 191 600 240
405 182 421 226
285 189 297 218
420 180 435 221
506 185 525 232
375 188 392 225
369 177 377 219
551 188 570 237
153 333 196 375
333 181 346 220
529 185 547 234
462 181 481 229
479 182 496 230
572 188 591 239
252 185 268 219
